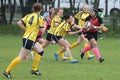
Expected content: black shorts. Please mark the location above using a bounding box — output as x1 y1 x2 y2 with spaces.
86 31 98 41
36 36 42 40
23 38 35 50
46 33 54 41
52 35 62 43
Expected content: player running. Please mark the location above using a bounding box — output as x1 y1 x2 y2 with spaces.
3 3 44 79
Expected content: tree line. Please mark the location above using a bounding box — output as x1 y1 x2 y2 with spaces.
0 0 116 25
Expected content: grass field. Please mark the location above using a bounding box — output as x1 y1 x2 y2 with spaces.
0 34 120 80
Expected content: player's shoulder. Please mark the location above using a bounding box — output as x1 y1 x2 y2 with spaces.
79 11 83 13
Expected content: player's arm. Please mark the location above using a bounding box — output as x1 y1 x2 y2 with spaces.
17 20 26 31
68 29 82 36
40 27 45 35
17 15 29 31
72 24 82 30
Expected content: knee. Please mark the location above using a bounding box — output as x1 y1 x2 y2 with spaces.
77 42 81 45
65 45 71 49
38 50 44 56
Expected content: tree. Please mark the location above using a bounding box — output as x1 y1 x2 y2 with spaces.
85 0 89 4
8 0 16 24
0 0 7 24
105 0 108 17
19 0 26 17
93 0 100 8
69 0 73 13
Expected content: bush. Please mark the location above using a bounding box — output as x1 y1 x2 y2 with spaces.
0 24 23 35
103 24 120 37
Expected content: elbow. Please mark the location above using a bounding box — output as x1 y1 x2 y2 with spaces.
17 21 21 26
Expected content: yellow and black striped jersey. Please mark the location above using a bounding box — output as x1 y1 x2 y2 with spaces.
54 20 71 37
21 13 44 42
48 15 62 34
75 11 89 27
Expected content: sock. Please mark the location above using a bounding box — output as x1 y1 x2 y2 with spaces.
32 53 42 71
59 52 65 59
92 47 101 60
57 46 65 59
70 42 79 49
6 57 21 73
84 43 91 57
83 45 92 54
68 56 73 60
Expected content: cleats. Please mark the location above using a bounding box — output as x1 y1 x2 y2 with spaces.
3 71 11 79
88 55 95 59
99 58 104 63
70 59 79 63
62 57 69 60
80 50 85 59
54 52 58 61
31 70 42 76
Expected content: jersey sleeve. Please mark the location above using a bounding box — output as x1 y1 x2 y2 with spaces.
21 14 29 24
39 16 44 28
74 12 80 19
74 11 83 19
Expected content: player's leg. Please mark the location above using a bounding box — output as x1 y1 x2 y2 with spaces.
3 38 34 78
31 42 44 76
58 38 78 63
3 47 31 78
42 33 52 48
82 34 94 59
30 38 45 59
70 33 83 49
90 38 104 62
57 46 68 59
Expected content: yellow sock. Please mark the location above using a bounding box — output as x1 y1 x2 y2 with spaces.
32 53 42 71
57 46 65 59
6 57 21 73
59 52 64 59
70 42 79 49
69 56 73 60
84 43 91 57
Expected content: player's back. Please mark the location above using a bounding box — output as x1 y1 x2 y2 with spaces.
22 13 41 41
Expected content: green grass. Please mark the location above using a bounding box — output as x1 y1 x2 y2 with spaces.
0 35 120 80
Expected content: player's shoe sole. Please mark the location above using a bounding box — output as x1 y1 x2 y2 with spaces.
31 70 42 76
99 58 104 63
3 71 11 79
80 50 85 59
70 59 79 63
88 55 95 59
